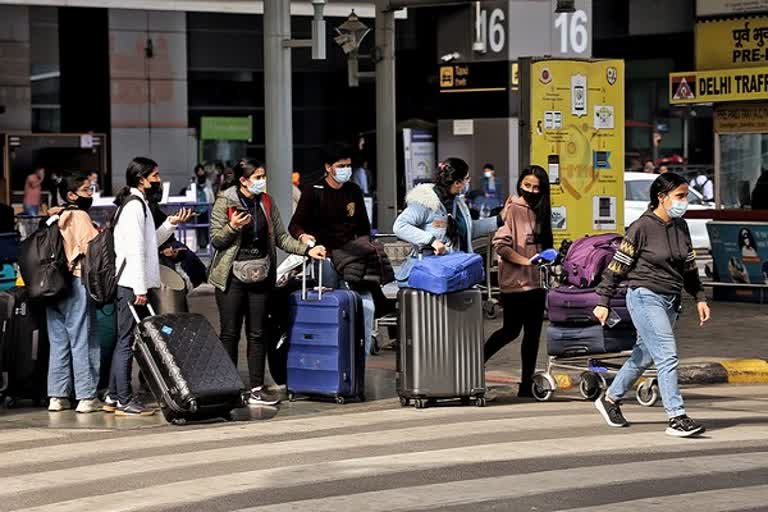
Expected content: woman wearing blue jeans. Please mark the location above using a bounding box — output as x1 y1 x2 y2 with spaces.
592 172 712 438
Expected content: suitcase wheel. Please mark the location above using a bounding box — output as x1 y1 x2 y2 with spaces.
475 397 487 407
334 395 346 405
414 398 428 409
171 417 187 426
3 396 15 409
399 396 409 407
288 392 296 402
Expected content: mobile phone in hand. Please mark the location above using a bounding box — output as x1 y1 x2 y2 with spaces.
606 308 622 328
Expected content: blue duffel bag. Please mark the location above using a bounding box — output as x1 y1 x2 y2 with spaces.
407 252 485 295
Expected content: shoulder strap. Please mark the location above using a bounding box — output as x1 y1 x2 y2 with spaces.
261 193 273 219
112 194 147 228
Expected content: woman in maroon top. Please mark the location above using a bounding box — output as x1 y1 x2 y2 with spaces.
485 165 553 397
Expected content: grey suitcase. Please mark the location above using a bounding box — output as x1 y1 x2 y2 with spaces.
397 287 487 408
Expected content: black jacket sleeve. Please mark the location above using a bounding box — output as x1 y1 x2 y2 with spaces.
595 223 644 307
288 184 316 239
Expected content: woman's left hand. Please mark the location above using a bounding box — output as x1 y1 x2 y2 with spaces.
308 245 327 260
169 208 193 225
697 302 711 326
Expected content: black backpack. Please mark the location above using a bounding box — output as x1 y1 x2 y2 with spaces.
18 215 71 302
82 196 146 306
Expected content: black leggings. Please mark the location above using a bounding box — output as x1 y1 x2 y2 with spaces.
484 289 546 385
215 277 271 389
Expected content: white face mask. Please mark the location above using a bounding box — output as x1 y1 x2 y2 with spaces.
484 171 493 179
247 178 267 195
333 166 353 184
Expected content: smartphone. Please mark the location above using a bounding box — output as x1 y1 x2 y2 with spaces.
227 206 250 219
606 308 622 328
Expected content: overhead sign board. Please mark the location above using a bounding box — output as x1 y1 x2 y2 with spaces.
670 66 768 104
697 0 768 17
696 17 768 70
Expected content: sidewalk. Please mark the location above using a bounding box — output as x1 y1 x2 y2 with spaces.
190 288 768 388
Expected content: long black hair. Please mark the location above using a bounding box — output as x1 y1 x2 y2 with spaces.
517 165 553 250
434 157 469 211
114 157 158 206
232 159 264 182
649 172 687 210
57 171 89 203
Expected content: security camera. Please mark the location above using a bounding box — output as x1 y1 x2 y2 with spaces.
440 52 461 63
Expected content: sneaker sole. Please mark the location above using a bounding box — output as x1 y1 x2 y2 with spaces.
248 399 281 406
115 410 157 417
594 399 629 428
665 425 706 438
102 405 117 413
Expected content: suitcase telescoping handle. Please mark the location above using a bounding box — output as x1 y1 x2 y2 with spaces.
301 257 324 301
127 302 157 324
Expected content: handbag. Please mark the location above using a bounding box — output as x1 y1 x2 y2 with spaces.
232 256 271 283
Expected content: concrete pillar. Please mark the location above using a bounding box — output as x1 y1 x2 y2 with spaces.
263 0 294 232
375 0 397 232
108 9 194 192
0 5 31 133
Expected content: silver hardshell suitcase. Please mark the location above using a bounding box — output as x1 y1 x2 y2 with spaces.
397 287 487 408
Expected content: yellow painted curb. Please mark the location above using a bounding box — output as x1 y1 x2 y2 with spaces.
720 359 768 384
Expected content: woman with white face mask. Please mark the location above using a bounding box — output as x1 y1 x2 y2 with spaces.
208 160 326 406
592 172 712 438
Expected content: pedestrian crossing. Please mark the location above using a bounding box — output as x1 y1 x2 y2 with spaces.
1 384 767 511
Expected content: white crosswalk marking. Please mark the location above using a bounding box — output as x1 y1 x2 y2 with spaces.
1 384 767 512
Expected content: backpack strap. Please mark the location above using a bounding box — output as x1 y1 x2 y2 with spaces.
112 194 148 281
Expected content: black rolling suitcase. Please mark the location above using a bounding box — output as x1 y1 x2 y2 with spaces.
130 304 245 424
0 287 49 407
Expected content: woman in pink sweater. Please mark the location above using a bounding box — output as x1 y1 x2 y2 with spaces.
485 165 553 398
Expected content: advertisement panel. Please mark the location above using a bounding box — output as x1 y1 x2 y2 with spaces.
403 129 436 193
529 59 625 244
708 221 768 284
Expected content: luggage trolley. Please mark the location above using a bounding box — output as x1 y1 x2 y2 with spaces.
477 233 502 319
530 260 661 407
371 234 409 354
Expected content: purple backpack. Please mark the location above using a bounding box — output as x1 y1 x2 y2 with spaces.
561 233 622 288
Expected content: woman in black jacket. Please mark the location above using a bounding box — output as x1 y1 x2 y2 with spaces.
592 172 711 438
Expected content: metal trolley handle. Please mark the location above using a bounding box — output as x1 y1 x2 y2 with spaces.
301 258 325 301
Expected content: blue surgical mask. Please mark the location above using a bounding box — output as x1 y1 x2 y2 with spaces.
461 181 471 195
666 199 688 219
333 167 353 184
248 178 267 195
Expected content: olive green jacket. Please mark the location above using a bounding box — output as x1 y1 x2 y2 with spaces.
208 187 308 292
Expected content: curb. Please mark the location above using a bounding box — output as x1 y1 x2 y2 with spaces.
485 359 768 389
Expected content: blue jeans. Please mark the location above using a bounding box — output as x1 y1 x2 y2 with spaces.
607 287 685 418
23 204 39 216
320 259 375 359
46 277 99 400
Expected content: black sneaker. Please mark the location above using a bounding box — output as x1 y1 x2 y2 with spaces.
594 392 629 427
666 415 705 438
248 387 281 406
517 382 535 398
115 400 156 417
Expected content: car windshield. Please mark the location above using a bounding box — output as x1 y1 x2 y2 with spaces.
625 180 704 205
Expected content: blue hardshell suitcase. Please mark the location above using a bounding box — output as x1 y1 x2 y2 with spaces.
286 261 365 404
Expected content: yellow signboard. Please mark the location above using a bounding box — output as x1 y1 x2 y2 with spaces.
715 103 768 133
670 66 768 104
529 59 625 243
696 17 768 70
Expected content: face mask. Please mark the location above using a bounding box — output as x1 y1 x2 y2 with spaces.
460 181 470 195
70 195 93 211
333 167 352 184
484 171 493 179
247 178 267 195
519 189 542 207
665 199 688 219
197 175 207 185
146 181 163 203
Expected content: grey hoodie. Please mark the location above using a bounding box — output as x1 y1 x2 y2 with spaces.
596 210 705 306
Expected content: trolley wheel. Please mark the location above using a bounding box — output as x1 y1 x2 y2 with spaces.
399 396 409 407
579 372 604 401
188 400 198 414
476 397 487 408
483 300 499 320
531 373 555 402
171 417 187 426
335 395 346 405
414 398 428 409
288 392 296 403
636 379 660 407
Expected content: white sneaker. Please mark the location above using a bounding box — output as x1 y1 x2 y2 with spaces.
76 398 105 414
48 398 73 412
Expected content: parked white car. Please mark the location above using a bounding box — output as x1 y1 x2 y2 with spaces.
624 172 713 251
